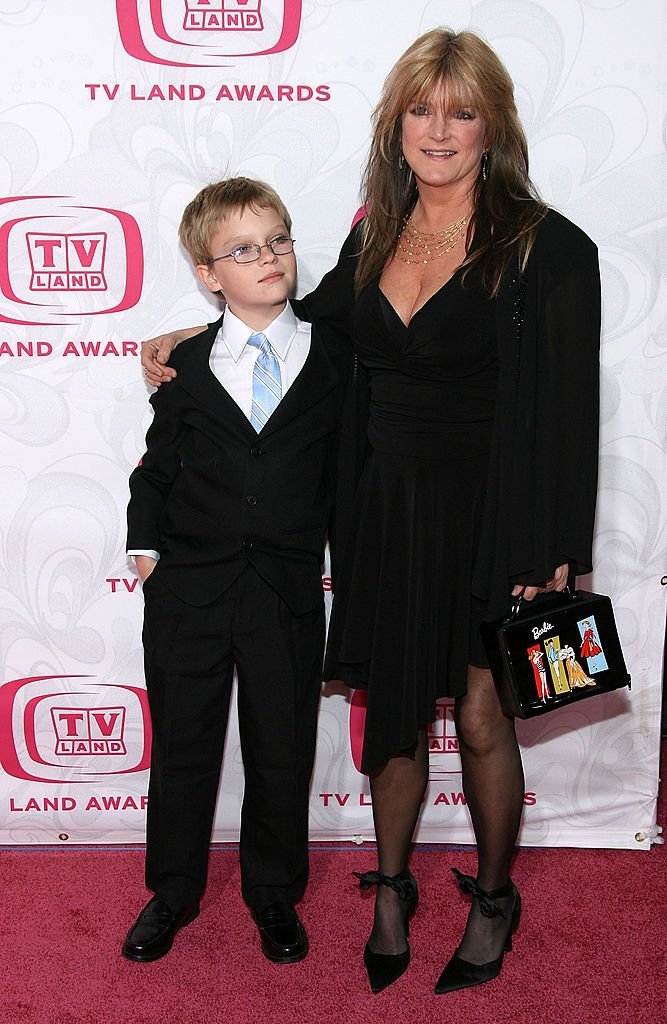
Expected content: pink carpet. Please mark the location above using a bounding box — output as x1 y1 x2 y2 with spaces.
1 761 665 1024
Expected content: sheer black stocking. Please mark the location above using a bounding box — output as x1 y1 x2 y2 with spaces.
453 665 524 964
366 728 429 954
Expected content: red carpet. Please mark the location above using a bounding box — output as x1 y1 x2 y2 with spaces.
2 767 665 1024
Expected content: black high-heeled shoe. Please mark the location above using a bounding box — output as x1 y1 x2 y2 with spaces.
353 869 419 994
434 868 521 995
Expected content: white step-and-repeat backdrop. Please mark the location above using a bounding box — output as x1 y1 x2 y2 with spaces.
0 0 664 849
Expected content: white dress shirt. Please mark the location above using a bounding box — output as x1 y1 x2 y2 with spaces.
130 302 311 562
214 301 311 417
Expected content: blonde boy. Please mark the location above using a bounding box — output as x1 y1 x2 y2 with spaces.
124 178 345 965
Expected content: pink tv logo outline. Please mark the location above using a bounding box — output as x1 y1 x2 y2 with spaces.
117 0 302 66
0 675 151 784
0 196 143 326
349 692 461 775
183 0 263 32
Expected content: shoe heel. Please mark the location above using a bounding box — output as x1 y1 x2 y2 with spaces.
504 891 521 952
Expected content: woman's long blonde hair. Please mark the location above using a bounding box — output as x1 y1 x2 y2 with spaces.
355 28 546 296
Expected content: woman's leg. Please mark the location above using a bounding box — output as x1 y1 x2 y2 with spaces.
453 665 524 963
366 728 429 954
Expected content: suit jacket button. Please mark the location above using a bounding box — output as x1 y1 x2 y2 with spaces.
250 446 263 458
242 538 254 551
246 495 257 506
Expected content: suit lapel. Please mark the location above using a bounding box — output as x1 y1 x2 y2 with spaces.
176 320 257 440
258 327 340 439
175 319 340 440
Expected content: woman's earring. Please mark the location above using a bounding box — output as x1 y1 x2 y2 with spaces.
481 151 489 181
398 152 405 170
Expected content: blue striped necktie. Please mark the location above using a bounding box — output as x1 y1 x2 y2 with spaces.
247 332 282 431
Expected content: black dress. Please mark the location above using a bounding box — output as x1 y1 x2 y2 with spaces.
325 268 498 773
305 210 601 775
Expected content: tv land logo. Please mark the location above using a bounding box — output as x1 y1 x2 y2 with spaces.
184 0 263 31
0 676 151 783
428 702 459 755
27 232 107 292
0 196 143 326
349 693 461 775
116 0 301 65
51 706 126 756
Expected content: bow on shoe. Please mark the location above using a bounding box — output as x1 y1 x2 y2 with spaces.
353 870 416 902
451 868 507 919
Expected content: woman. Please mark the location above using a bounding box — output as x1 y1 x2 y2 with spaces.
142 28 601 995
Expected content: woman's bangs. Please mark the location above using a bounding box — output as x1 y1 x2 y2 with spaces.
407 70 484 119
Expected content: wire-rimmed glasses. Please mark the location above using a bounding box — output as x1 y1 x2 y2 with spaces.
208 236 295 266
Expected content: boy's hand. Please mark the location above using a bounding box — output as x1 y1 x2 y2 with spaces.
141 326 205 387
135 555 158 583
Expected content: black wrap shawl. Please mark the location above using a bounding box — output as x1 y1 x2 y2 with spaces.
299 208 601 622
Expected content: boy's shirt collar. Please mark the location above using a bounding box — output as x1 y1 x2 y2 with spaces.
221 302 298 363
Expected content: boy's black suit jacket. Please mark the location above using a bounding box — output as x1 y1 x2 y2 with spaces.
127 308 347 616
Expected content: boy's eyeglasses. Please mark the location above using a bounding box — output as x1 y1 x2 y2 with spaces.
208 236 295 266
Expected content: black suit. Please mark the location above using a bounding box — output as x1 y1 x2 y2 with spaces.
127 310 345 910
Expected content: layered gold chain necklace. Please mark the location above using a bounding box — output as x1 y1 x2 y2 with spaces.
396 213 468 264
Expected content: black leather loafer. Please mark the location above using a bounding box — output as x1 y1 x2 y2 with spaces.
253 902 308 963
122 897 199 962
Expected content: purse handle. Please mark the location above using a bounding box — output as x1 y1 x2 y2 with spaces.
509 584 576 621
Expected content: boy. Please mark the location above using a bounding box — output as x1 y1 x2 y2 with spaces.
124 178 345 965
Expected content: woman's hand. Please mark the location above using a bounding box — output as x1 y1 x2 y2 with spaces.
135 555 158 583
511 562 569 603
141 326 205 387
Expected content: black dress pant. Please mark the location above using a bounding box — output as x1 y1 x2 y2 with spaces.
141 564 324 911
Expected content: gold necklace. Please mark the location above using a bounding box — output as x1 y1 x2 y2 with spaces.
395 213 468 264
